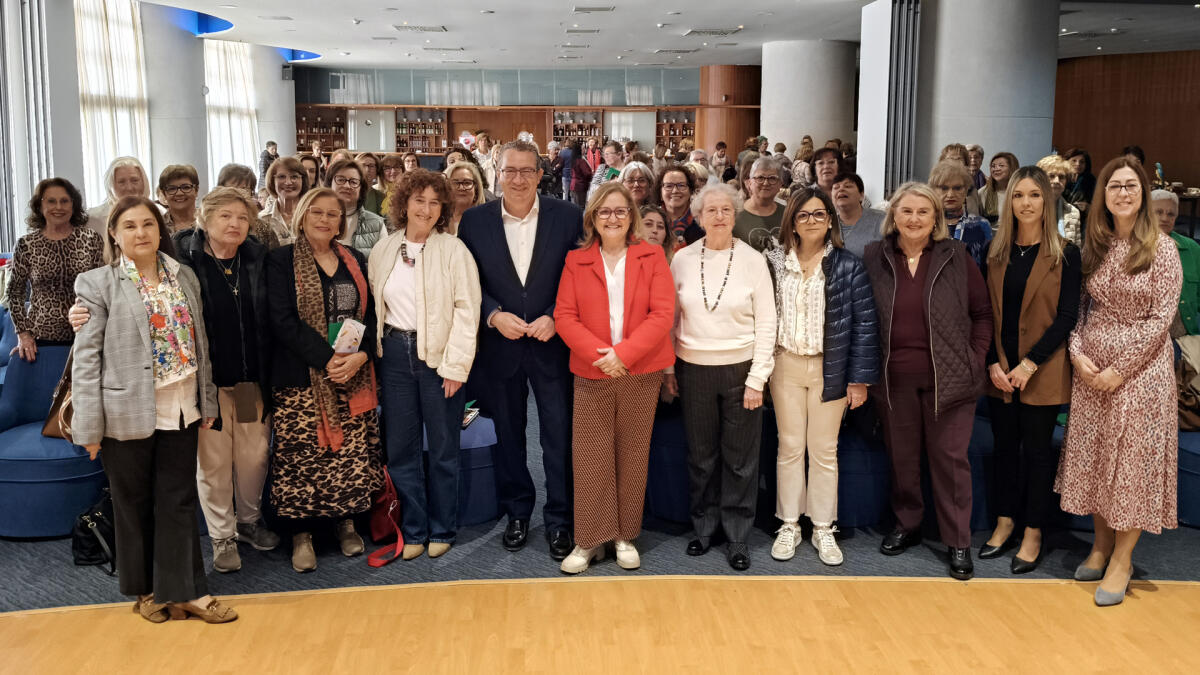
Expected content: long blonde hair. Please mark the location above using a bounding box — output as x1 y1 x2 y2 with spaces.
1082 157 1158 276
987 166 1065 268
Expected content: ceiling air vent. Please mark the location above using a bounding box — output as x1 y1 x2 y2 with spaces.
573 6 615 13
560 44 590 49
557 55 583 60
634 63 667 66
422 46 465 51
371 36 398 41
715 42 738 47
683 28 742 37
393 25 448 32
441 59 477 64
258 15 293 21
566 28 600 34
654 49 698 54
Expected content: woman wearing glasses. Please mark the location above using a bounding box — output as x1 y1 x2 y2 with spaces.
618 162 656 208
444 161 486 235
554 182 675 574
734 157 785 252
764 187 879 566
324 158 387 258
158 165 201 233
657 164 703 247
260 156 310 248
664 182 776 571
1055 157 1182 606
266 187 382 573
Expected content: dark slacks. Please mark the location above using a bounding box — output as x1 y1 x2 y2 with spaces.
677 359 762 545
101 424 207 603
381 331 464 544
988 392 1061 528
878 372 974 548
485 348 574 531
572 371 663 548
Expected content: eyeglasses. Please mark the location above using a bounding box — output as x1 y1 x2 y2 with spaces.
701 206 734 218
623 177 649 187
500 168 539 180
934 184 967 194
662 182 690 193
451 180 475 190
306 207 343 222
383 166 402 174
1106 182 1141 195
332 176 361 188
163 184 196 196
595 207 632 221
795 210 830 223
750 176 781 185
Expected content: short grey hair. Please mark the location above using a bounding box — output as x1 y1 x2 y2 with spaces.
750 156 783 178
1151 189 1179 207
546 140 561 152
689 149 708 162
619 161 656 185
966 143 985 156
690 182 743 219
498 140 541 168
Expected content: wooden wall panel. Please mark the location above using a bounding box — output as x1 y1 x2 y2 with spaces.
696 107 759 158
1054 50 1200 188
700 66 761 106
446 110 552 150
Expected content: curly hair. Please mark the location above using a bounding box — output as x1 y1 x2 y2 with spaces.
26 177 88 230
654 162 700 204
387 168 453 234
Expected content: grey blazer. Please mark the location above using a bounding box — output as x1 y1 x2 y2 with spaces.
72 256 218 445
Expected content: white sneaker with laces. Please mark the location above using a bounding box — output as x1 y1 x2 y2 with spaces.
771 522 800 561
614 540 640 570
812 526 844 566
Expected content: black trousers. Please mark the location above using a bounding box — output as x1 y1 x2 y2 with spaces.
677 359 762 545
485 355 574 532
988 392 1061 529
101 424 207 603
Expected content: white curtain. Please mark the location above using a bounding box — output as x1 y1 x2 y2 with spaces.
73 0 151 207
204 39 259 187
331 72 377 105
626 85 654 106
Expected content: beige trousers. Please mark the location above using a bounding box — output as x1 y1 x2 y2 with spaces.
196 385 270 540
769 352 847 526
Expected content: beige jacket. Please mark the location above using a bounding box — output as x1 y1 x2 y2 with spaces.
367 229 481 382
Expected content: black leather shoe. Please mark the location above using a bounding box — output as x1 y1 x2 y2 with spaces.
879 528 921 556
978 539 1013 560
547 528 573 561
685 538 710 556
949 547 974 580
728 552 750 571
1010 552 1042 575
502 518 528 552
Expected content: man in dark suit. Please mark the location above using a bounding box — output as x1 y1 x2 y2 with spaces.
459 140 583 561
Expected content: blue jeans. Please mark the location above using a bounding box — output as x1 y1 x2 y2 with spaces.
380 331 464 544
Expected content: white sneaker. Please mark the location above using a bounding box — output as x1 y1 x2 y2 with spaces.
560 545 604 574
812 526 844 566
614 540 641 570
771 522 800 561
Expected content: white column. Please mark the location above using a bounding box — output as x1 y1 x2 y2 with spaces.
44 0 85 192
760 40 858 159
250 45 296 156
139 2 208 192
915 0 1059 177
855 0 893 205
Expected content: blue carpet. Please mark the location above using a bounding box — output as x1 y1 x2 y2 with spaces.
3 398 1198 612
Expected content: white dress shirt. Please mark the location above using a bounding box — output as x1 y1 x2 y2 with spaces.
602 252 626 345
500 198 540 285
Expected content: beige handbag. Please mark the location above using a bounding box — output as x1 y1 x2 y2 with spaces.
41 348 75 442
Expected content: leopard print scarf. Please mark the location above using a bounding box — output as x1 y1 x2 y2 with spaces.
293 234 377 451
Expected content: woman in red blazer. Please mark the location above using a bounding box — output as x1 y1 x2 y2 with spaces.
554 182 676 574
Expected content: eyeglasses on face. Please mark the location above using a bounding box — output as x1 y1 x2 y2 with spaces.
662 182 690 193
332 176 361 188
595 207 632 221
451 180 476 190
500 168 539 180
163 184 196 196
795 210 830 223
1105 182 1141 195
306 207 342 222
623 177 649 187
750 176 781 185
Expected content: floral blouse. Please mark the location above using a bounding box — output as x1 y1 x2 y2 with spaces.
123 253 198 385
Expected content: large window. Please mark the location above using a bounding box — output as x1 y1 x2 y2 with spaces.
73 0 151 207
204 39 259 187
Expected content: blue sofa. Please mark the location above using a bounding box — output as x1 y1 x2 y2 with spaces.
0 344 106 537
0 306 19 395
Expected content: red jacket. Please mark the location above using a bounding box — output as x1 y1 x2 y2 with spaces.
554 240 676 379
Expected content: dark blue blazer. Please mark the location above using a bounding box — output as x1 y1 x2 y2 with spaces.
458 195 583 379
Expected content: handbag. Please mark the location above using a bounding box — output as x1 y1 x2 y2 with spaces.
367 469 405 568
42 346 75 442
71 488 116 575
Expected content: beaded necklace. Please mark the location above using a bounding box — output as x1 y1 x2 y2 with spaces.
700 237 736 312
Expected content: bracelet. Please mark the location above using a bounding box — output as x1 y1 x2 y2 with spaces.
1019 359 1038 374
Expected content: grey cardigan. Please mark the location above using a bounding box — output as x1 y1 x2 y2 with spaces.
72 256 218 445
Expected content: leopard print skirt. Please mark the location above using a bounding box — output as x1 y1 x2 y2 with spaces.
270 386 383 519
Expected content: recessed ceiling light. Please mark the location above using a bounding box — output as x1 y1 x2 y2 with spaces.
1096 46 1102 50
616 55 622 59
676 55 682 59
1061 28 1068 32
572 23 579 27
702 42 707 46
403 20 408 25
656 23 666 28
1109 27 1118 32
667 11 680 15
351 18 361 25
480 9 494 14
340 51 351 56
737 24 744 29
405 52 412 56
425 39 431 43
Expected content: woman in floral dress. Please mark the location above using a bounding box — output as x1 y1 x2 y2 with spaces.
1055 157 1182 607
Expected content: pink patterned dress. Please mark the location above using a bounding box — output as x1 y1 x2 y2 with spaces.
1056 234 1182 532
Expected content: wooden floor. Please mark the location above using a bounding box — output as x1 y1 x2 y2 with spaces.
3 576 1200 673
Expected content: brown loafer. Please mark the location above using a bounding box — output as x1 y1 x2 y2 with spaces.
133 594 168 623
167 598 238 624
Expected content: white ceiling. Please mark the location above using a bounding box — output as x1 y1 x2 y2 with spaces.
156 1 1200 69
